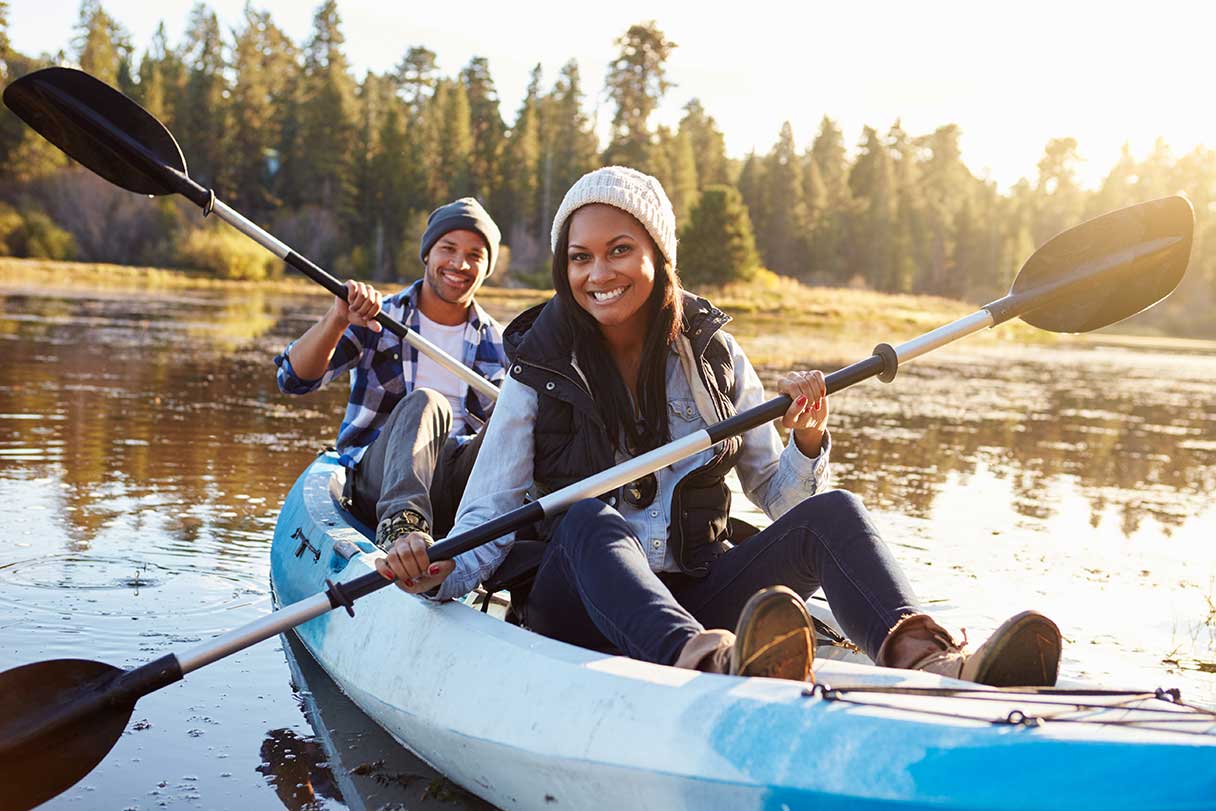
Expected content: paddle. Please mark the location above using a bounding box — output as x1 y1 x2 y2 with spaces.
0 189 1193 810
1 67 498 401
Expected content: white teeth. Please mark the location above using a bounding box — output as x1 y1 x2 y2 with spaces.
591 287 626 302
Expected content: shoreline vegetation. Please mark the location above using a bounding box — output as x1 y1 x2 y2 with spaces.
10 257 1213 368
2 12 1213 342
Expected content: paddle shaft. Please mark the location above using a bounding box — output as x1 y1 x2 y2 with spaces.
49 82 498 401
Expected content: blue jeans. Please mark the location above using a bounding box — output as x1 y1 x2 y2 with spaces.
524 491 919 664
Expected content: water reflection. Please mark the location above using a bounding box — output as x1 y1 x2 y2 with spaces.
0 287 1214 809
256 728 343 811
820 348 1216 538
281 632 494 811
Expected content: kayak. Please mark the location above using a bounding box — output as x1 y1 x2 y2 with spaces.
271 452 1216 811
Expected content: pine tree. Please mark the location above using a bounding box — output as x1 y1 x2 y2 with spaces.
501 65 542 268
760 122 808 276
394 45 437 115
174 4 228 189
277 0 357 262
460 56 506 204
115 50 136 97
1088 143 1139 218
656 126 698 223
347 72 396 277
806 117 851 281
916 124 973 293
802 155 828 230
0 0 22 176
228 6 298 215
848 126 898 289
538 60 598 236
73 0 129 86
887 120 924 292
436 78 474 200
810 116 849 205
680 185 759 286
0 11 65 182
0 0 9 79
603 21 675 169
678 99 729 187
371 97 411 279
1033 136 1083 244
735 152 767 254
1134 137 1175 201
304 0 356 204
802 155 839 280
134 23 179 125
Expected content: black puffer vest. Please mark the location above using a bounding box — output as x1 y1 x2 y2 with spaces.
504 292 743 576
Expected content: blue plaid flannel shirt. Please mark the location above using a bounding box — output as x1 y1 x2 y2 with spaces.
274 279 508 467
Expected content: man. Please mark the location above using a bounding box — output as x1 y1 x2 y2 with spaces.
275 197 507 550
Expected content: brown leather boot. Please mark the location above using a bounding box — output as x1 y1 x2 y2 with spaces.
674 586 814 681
876 610 1061 687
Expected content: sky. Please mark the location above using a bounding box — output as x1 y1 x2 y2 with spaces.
9 0 1216 190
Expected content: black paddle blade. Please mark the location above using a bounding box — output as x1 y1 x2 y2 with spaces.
3 67 186 197
0 659 133 811
1012 195 1193 333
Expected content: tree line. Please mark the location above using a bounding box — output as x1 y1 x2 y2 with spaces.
0 1 1212 336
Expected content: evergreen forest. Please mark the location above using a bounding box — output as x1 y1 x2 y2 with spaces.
1 1 1213 336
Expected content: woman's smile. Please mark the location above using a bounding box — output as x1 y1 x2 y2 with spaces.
589 285 629 303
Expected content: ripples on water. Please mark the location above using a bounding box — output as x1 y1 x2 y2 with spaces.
0 287 1213 809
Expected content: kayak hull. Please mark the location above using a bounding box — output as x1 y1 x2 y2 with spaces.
271 453 1216 811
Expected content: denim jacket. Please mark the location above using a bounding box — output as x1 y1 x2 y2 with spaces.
429 329 831 602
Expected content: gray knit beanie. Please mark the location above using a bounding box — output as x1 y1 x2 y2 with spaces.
420 197 501 275
550 166 677 268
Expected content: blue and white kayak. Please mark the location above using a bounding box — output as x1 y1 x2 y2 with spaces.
271 453 1216 811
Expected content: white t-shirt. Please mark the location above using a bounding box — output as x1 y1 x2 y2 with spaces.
414 311 470 435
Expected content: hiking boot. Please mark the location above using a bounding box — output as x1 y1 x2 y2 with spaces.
674 586 814 681
374 509 431 551
876 610 1061 687
733 586 815 680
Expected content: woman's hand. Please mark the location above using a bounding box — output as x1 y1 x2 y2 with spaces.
776 370 829 457
330 280 383 333
374 532 455 594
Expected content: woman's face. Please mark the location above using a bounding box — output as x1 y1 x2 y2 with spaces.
566 204 657 339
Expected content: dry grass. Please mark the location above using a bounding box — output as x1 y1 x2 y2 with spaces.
1 257 1056 367
0 256 315 294
0 255 549 307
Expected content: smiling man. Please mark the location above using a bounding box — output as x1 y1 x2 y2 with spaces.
274 198 507 550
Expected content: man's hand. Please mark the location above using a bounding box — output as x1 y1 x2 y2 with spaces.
331 280 383 333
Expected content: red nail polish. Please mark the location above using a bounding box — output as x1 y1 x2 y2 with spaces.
428 564 440 576
795 395 807 407
404 578 415 587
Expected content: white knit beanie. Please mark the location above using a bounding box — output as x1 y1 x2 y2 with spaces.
550 166 677 268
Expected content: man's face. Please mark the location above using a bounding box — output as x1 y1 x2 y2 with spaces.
423 229 490 308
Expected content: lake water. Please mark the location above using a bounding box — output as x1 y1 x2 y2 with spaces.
1 286 1213 810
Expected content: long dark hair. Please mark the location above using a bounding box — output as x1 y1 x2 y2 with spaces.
552 214 685 454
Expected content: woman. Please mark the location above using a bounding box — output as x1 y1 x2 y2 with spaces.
377 166 1062 685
